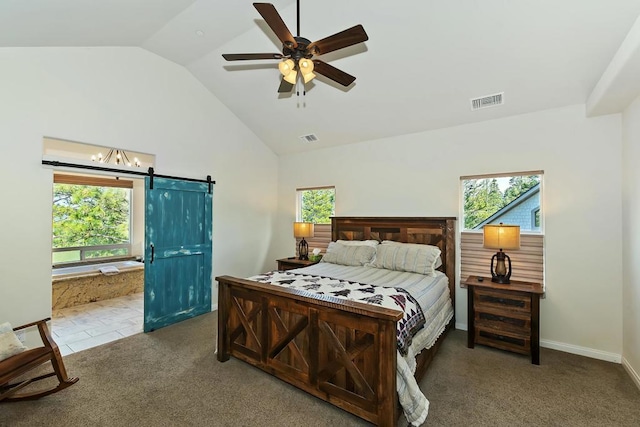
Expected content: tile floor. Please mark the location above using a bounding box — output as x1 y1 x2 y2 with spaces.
51 293 144 356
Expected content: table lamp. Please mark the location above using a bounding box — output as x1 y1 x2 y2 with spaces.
483 223 520 284
293 222 314 260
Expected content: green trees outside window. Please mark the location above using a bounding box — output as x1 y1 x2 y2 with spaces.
52 184 131 263
298 188 335 224
463 175 540 230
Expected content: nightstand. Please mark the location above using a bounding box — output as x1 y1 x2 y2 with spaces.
277 258 319 271
464 275 544 365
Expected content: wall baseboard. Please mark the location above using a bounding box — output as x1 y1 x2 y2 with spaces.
212 303 218 312
622 357 640 390
456 322 621 363
539 339 621 363
455 322 468 331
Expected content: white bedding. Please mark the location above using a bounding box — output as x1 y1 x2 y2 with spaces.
288 262 454 425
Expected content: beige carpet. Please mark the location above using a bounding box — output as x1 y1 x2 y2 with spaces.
2 312 639 426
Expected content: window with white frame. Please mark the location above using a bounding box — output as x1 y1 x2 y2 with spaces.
296 186 335 224
462 173 542 232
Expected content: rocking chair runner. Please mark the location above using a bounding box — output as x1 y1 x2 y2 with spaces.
0 318 78 402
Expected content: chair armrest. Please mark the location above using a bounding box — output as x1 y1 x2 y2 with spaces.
11 318 57 350
12 318 52 332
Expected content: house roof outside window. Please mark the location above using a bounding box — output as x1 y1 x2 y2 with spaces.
473 183 541 232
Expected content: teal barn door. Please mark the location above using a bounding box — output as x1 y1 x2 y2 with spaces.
144 176 212 332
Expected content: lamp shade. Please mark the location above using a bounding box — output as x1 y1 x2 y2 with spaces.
293 222 314 238
299 58 315 83
299 58 314 73
278 59 295 76
283 69 297 84
483 224 520 250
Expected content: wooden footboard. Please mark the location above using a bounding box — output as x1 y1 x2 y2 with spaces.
217 275 402 425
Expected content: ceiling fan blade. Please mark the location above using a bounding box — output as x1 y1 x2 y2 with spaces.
312 60 356 87
222 53 283 61
278 78 294 93
253 3 297 49
308 25 368 56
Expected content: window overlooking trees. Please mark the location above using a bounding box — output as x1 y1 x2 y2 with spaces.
52 174 132 264
462 173 542 232
297 187 335 224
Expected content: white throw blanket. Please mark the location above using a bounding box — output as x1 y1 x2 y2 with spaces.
396 291 453 424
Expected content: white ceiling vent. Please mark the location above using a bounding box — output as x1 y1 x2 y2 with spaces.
471 92 504 111
299 134 319 143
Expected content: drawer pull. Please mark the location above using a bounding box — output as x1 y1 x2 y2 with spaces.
479 330 525 347
488 313 506 322
479 313 526 328
479 295 525 308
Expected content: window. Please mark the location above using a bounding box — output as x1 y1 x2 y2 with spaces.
296 187 335 224
460 171 544 286
52 174 133 264
295 187 335 256
532 207 541 229
461 173 542 232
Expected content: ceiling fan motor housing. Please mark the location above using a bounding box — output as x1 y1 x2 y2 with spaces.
284 37 313 61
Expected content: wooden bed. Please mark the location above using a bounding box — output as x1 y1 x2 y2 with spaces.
216 217 456 426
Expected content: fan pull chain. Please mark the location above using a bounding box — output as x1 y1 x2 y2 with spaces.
296 78 307 108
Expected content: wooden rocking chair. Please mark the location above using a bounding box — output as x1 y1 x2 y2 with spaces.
0 318 78 402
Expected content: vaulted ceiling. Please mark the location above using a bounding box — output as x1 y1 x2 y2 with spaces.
2 0 640 155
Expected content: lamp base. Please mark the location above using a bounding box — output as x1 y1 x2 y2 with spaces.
490 251 513 284
491 275 511 284
298 237 309 261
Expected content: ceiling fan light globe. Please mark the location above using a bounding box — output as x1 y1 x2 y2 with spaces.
278 59 295 76
299 58 314 74
303 72 316 83
283 70 297 84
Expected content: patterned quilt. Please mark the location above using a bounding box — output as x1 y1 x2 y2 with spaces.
248 271 426 355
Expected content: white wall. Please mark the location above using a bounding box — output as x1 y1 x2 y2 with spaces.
274 105 624 361
622 95 640 386
0 47 278 340
132 179 146 258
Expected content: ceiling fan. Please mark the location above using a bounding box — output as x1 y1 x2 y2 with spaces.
222 1 369 93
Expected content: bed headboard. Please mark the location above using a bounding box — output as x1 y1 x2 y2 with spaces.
331 216 457 309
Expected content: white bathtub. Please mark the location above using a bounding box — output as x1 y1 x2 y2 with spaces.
52 260 144 279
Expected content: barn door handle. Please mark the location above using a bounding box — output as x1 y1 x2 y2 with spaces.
150 244 155 264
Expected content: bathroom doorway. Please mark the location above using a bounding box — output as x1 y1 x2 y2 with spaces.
44 137 153 355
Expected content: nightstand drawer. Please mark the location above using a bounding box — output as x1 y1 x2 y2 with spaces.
475 327 531 355
475 308 531 334
474 288 531 313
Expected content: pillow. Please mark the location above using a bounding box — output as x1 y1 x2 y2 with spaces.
336 239 379 247
321 243 377 266
327 240 379 253
381 240 443 269
0 322 28 362
370 242 442 276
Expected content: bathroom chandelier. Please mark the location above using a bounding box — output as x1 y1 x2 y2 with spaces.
91 149 141 167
